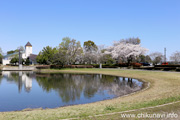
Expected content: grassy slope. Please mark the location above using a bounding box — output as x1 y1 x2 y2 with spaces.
86 101 180 120
0 69 180 120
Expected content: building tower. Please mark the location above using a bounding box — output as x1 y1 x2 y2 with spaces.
25 42 32 58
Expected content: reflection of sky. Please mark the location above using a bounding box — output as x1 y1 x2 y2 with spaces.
0 72 143 112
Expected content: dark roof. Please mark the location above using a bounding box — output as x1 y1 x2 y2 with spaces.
29 54 37 61
25 42 32 47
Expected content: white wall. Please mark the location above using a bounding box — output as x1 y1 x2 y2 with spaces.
2 59 10 65
22 53 26 59
25 46 32 57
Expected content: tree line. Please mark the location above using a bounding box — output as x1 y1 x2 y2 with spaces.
35 37 160 66
0 37 180 66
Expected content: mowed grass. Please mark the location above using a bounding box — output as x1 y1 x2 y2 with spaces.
0 68 180 120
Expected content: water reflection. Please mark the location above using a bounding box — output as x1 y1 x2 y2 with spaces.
0 71 143 111
2 71 34 92
1 72 143 101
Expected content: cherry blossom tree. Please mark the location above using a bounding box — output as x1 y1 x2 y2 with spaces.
105 41 148 65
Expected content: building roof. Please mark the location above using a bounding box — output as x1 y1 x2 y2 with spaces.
3 52 19 58
25 42 32 47
29 54 37 61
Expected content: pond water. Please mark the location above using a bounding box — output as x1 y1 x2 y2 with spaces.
0 71 143 112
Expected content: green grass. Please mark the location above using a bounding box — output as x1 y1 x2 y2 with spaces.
1 68 180 120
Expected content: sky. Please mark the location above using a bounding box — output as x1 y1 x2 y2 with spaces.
0 0 179 59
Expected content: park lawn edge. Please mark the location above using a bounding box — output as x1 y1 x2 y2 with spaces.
0 68 180 120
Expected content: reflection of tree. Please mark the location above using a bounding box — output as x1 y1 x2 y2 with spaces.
36 74 85 102
0 72 2 85
1 72 143 103
36 73 143 103
2 72 19 84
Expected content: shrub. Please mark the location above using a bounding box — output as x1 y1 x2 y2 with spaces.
63 65 93 68
36 65 50 69
102 65 118 68
155 65 180 67
50 65 63 69
119 63 128 67
75 65 93 68
131 63 142 67
92 64 99 68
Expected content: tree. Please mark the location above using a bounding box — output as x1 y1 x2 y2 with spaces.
105 41 148 65
0 47 2 64
10 57 18 65
137 55 151 63
0 55 2 64
36 51 43 64
7 50 15 55
83 40 98 53
83 40 98 64
149 52 163 65
138 55 146 63
17 46 25 52
103 54 115 64
22 58 25 65
0 47 2 55
7 47 24 55
170 51 180 64
36 46 58 65
95 45 106 64
120 37 141 45
145 55 152 63
25 57 30 65
52 49 67 66
59 37 83 64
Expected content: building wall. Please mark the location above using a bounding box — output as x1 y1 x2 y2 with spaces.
25 46 32 57
2 59 11 65
3 44 33 65
22 53 26 59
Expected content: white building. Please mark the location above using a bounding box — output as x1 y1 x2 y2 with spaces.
22 42 33 59
2 42 37 65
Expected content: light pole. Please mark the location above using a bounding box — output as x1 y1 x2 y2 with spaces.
19 48 22 69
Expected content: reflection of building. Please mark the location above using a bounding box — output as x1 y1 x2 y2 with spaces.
21 72 32 92
2 71 33 92
1 71 11 77
2 42 37 65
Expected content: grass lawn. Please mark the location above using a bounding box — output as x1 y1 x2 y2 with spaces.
0 68 180 120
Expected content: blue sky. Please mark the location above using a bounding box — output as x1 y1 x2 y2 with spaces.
0 0 179 59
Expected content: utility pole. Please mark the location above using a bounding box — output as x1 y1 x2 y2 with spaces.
164 48 166 63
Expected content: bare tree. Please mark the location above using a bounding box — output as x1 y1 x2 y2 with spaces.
170 51 180 64
120 37 141 45
59 37 83 65
149 52 163 65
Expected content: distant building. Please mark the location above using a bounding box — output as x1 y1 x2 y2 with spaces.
2 42 37 65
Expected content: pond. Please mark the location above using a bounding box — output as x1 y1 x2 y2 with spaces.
0 71 144 112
